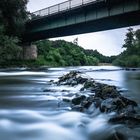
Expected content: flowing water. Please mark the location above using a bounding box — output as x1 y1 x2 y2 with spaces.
0 66 140 140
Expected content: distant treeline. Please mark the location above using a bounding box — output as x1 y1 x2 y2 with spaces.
0 38 116 67
32 39 116 67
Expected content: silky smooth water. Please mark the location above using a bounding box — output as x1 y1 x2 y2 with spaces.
0 66 140 140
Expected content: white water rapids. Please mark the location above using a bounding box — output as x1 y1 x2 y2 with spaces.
0 66 140 140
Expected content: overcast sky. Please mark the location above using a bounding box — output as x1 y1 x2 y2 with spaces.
27 0 140 56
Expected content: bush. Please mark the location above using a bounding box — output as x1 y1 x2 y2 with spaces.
125 55 140 67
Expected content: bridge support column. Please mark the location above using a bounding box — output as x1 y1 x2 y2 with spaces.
22 44 38 60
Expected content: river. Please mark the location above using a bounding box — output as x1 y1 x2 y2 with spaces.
0 66 140 140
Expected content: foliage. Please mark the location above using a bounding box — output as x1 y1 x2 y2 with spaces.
84 49 117 63
0 0 28 37
34 39 115 67
0 25 22 65
113 28 140 67
0 0 28 67
122 28 134 53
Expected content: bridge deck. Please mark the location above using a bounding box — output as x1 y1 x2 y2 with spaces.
24 0 140 42
31 0 103 20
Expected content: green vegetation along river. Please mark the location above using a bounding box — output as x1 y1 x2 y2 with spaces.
0 66 140 140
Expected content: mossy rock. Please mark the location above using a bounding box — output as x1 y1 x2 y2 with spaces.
72 95 86 105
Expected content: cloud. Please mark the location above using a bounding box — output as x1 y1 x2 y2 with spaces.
27 0 66 12
51 26 139 56
51 28 125 56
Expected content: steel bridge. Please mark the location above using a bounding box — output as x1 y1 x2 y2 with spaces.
23 0 140 42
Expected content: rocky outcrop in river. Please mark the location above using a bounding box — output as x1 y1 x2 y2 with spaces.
54 71 140 127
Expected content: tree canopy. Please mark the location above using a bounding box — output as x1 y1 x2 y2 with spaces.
31 39 115 67
0 0 28 66
113 28 140 67
0 0 28 37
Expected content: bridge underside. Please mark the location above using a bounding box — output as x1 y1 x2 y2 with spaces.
23 0 140 43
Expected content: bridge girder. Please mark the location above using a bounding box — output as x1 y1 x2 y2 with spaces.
23 0 140 43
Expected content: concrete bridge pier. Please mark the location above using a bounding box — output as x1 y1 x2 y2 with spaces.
22 44 38 60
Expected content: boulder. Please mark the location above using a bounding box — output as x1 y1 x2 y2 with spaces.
57 71 88 86
109 114 140 126
72 95 86 105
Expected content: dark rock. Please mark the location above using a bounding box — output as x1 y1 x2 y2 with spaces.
54 71 138 117
124 68 137 71
100 98 117 113
109 114 140 127
81 80 96 91
57 71 88 86
119 96 137 107
95 84 120 99
105 131 127 140
82 100 92 109
72 95 86 105
82 81 120 100
72 105 84 112
58 71 80 83
123 105 136 114
93 97 103 108
61 90 70 92
100 97 137 114
63 98 71 102
43 89 55 92
76 76 87 84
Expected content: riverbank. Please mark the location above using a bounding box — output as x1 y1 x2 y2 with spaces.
98 63 113 66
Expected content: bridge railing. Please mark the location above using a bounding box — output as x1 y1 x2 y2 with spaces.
30 0 98 20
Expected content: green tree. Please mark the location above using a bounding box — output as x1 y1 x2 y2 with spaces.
0 0 28 37
34 39 101 67
113 28 140 67
123 28 135 55
135 29 140 55
0 0 28 66
0 26 22 64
